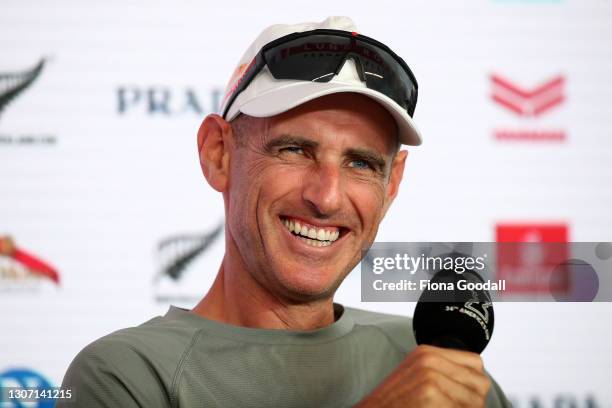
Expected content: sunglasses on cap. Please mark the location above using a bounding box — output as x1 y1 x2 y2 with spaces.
222 28 418 119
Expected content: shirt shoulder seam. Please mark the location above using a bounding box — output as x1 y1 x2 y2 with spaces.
169 328 205 408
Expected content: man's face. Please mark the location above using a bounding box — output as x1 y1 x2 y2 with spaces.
225 93 406 302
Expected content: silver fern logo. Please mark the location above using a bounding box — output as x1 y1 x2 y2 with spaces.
156 223 224 281
0 59 45 120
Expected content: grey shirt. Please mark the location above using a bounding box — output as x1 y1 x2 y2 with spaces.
59 304 511 407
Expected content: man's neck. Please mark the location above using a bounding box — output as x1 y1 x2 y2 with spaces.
192 257 336 331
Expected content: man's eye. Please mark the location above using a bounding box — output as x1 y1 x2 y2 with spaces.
281 146 305 155
349 159 373 170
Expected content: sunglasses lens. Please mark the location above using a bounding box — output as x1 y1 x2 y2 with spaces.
355 41 418 116
264 34 417 116
264 35 350 82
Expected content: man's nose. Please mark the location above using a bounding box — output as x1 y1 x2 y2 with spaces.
302 163 343 217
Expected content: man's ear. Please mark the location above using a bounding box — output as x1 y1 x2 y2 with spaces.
197 114 233 192
381 149 408 218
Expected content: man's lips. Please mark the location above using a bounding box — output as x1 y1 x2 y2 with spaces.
279 216 348 248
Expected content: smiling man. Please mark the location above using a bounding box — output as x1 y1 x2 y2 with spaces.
194 93 404 328
59 17 511 408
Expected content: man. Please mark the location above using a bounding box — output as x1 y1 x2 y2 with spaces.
60 16 511 407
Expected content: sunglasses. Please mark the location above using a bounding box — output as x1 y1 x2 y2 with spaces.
222 29 418 119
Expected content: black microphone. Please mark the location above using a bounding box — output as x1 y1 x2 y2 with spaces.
412 268 494 354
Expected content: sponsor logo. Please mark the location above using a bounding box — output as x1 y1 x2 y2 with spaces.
117 86 222 116
0 59 45 120
153 222 224 304
0 59 57 147
0 367 54 408
0 236 60 293
496 223 568 242
491 74 564 117
464 300 492 325
495 224 569 294
490 74 566 143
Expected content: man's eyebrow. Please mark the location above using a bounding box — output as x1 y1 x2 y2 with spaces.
264 134 319 151
264 136 389 169
344 147 388 170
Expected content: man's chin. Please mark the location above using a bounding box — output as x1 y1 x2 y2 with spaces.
262 234 361 301
272 269 345 303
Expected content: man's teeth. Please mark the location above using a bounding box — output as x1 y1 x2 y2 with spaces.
282 218 340 246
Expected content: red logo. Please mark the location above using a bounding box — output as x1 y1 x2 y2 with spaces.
0 236 59 284
491 74 564 116
491 74 566 143
496 224 568 242
496 224 569 294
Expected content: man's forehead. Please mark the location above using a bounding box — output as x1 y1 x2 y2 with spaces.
259 94 399 154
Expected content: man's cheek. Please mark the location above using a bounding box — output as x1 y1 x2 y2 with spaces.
356 190 386 237
352 182 386 213
229 178 260 235
259 166 309 199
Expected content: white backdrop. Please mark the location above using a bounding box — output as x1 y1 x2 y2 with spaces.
1 1 611 407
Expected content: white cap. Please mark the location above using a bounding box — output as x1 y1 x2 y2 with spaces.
220 16 422 146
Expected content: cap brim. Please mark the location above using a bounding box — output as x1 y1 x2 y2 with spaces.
233 81 422 146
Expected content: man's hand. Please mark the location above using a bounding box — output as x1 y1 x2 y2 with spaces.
356 345 491 408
